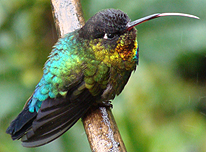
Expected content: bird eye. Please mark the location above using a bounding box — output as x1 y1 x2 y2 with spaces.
103 33 115 39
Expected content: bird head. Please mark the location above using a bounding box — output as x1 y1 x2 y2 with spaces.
78 9 198 69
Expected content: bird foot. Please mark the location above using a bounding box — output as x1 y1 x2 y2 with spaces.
98 100 113 108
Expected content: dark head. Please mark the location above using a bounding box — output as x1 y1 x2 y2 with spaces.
78 8 198 41
78 9 139 69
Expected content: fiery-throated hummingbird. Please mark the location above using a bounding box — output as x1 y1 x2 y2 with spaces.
6 9 198 147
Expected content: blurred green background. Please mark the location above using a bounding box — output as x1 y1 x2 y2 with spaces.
0 0 206 151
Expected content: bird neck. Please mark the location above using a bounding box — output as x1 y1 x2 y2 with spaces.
88 37 138 71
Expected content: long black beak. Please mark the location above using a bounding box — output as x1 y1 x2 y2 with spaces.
127 13 199 31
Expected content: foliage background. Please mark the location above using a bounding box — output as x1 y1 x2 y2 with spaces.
0 0 206 151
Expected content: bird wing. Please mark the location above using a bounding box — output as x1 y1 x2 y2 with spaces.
7 69 98 147
21 80 96 147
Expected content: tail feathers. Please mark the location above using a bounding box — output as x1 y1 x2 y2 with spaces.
6 106 37 140
21 90 94 147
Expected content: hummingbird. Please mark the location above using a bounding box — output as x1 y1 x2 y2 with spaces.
6 9 198 147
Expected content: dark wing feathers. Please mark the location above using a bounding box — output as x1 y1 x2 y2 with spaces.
6 105 37 140
6 76 98 147
21 86 96 147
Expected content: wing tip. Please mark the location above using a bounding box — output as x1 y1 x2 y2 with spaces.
6 105 37 141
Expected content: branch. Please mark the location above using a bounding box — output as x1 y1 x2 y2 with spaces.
51 0 85 37
50 0 127 151
82 106 127 151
